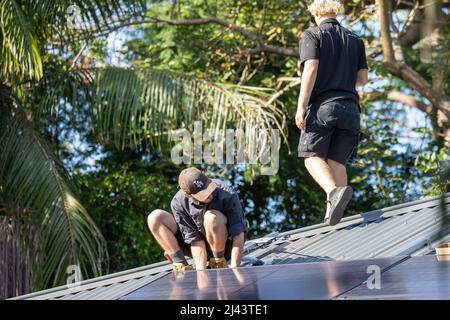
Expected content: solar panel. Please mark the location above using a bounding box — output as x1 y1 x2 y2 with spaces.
337 255 450 300
120 257 405 300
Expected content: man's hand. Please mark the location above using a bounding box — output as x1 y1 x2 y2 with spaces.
295 107 307 130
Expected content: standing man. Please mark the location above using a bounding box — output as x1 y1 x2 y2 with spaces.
296 0 369 225
147 167 247 271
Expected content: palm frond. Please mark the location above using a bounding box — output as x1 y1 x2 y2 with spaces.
29 60 93 126
93 67 287 166
62 0 147 41
0 0 43 83
0 0 147 85
0 109 107 290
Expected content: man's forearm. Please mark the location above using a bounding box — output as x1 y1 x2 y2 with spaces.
297 68 318 111
190 240 208 270
229 232 245 268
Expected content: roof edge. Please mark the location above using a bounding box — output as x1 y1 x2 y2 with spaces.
9 260 173 300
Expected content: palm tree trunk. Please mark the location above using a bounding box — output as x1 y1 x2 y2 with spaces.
0 215 34 299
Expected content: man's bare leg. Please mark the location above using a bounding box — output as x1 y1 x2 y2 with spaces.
147 209 180 253
147 209 188 267
204 210 229 268
304 157 338 220
326 159 348 217
204 210 228 252
305 156 337 193
328 159 347 186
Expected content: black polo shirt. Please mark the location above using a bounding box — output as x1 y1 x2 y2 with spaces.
170 179 247 244
299 18 368 107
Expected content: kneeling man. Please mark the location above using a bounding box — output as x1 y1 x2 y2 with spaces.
147 167 247 271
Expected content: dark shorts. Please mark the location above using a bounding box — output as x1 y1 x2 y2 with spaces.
298 98 361 165
175 229 234 260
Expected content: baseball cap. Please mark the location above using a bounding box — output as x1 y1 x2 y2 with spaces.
178 167 217 202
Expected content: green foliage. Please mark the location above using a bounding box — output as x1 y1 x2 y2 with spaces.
416 147 450 196
0 109 107 289
347 97 435 211
92 67 286 155
0 0 44 83
76 155 179 271
0 0 148 294
125 0 305 85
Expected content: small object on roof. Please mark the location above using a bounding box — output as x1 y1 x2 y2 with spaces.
252 258 265 266
172 264 194 271
435 242 450 261
242 256 264 266
209 257 227 269
252 231 279 246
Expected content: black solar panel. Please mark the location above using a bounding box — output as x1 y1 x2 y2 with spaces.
337 255 450 300
120 257 405 300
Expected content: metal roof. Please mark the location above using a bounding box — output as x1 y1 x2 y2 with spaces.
10 193 450 300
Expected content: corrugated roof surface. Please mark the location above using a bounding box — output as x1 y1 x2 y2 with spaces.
10 193 450 300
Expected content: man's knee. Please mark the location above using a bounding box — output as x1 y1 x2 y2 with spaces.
328 158 346 169
147 209 168 231
204 210 227 230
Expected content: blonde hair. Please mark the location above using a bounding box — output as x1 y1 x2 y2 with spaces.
307 0 343 16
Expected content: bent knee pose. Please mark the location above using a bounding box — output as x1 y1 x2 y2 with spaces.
295 0 369 225
148 167 247 271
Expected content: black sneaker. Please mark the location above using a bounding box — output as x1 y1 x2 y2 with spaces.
326 186 353 226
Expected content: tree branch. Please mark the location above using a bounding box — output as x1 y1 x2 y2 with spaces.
150 15 300 56
69 43 87 71
377 0 396 63
361 90 433 114
63 12 299 57
204 0 214 15
170 0 176 19
377 0 450 119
